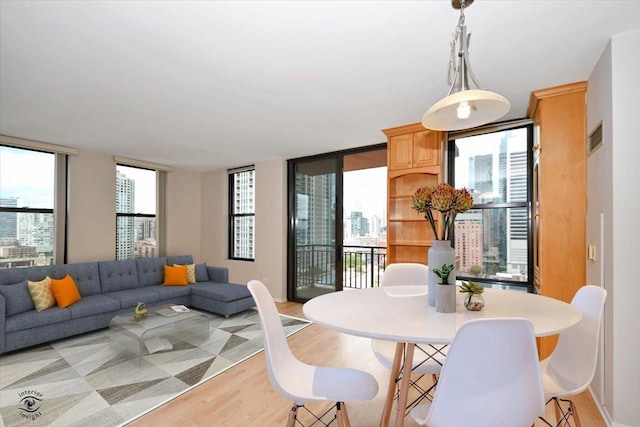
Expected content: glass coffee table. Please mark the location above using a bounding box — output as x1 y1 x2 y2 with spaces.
109 306 210 355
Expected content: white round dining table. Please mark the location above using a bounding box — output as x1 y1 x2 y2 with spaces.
302 285 583 427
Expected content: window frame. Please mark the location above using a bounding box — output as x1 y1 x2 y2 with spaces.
0 143 68 267
447 121 534 292
228 166 255 261
115 163 158 260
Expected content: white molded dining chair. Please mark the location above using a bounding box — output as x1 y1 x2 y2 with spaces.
410 318 545 427
539 285 607 427
247 280 379 427
372 263 446 410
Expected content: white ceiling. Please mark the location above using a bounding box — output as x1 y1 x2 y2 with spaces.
1 1 639 172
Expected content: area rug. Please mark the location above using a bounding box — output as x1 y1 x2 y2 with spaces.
0 310 310 427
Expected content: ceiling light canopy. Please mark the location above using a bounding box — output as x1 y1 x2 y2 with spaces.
422 0 510 131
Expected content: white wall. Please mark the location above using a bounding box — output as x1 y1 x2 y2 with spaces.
165 168 203 261
65 148 205 264
201 158 288 301
609 30 640 427
67 149 117 262
587 30 640 427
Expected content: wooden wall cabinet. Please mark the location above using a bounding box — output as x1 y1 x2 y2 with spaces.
527 81 587 359
383 123 444 265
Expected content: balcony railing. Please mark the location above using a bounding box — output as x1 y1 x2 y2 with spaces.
296 244 387 290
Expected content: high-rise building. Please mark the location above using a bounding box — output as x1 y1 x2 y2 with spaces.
116 171 135 259
232 170 255 259
455 210 484 273
461 131 528 279
0 197 20 240
18 212 54 253
350 211 369 237
295 173 334 247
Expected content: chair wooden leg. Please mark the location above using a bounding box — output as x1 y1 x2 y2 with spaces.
553 397 563 426
569 399 581 427
286 405 298 427
337 402 351 427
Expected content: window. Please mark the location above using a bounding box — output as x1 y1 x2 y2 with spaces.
229 166 255 260
449 124 532 291
116 165 157 259
0 145 58 268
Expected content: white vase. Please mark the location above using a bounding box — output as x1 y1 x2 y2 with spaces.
435 283 457 313
427 240 456 307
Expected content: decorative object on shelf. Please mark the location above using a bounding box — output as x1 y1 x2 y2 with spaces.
434 264 456 313
133 301 148 320
460 280 485 311
412 183 473 306
421 0 510 131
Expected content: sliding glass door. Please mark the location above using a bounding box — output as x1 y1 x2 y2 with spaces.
288 155 342 301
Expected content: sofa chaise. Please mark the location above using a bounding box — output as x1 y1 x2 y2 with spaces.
0 255 255 354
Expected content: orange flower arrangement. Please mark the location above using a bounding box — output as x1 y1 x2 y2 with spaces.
412 183 473 241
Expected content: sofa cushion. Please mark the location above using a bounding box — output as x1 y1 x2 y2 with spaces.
195 263 209 282
52 262 101 296
5 306 71 333
167 255 193 266
147 284 192 301
105 288 161 308
190 283 252 302
67 294 121 319
99 259 139 292
164 265 188 286
28 277 56 311
0 280 34 316
136 257 167 287
0 265 53 286
51 275 82 308
174 263 196 283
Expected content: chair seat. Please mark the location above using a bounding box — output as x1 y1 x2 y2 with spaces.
247 279 379 427
372 339 447 374
540 359 586 399
282 362 379 405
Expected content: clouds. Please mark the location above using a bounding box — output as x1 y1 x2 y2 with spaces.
0 146 54 208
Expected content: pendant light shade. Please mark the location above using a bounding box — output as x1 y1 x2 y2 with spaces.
422 89 510 131
422 0 510 131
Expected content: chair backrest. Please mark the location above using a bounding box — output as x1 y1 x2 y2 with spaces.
422 318 544 427
382 263 429 286
546 285 607 393
247 280 303 402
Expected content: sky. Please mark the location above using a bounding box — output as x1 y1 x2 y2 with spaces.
117 165 156 213
0 146 54 208
0 146 156 212
343 166 386 221
3 144 384 218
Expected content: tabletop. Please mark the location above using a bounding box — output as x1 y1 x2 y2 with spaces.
303 286 583 344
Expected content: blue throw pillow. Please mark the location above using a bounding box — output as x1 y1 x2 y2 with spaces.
195 263 209 282
0 280 35 316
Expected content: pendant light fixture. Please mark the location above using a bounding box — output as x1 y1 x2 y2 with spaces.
421 0 510 131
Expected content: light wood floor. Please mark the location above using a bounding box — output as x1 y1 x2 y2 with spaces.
128 301 607 427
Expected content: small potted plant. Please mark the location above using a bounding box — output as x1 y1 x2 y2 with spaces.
460 281 485 311
433 264 456 313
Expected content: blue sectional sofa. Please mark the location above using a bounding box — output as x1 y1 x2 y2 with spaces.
0 255 255 354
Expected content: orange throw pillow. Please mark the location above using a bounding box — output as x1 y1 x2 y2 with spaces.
164 265 188 286
50 275 82 308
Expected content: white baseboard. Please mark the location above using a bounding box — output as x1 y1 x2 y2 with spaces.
588 386 634 427
589 386 612 427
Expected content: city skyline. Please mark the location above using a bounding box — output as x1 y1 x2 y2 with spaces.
343 166 386 223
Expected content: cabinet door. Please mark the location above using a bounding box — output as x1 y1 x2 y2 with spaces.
413 130 440 167
388 134 412 171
